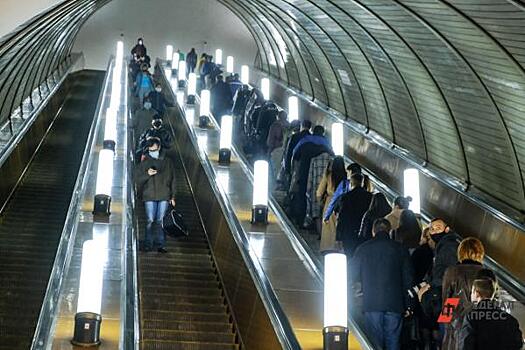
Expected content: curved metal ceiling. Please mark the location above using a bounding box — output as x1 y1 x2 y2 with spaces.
219 0 525 213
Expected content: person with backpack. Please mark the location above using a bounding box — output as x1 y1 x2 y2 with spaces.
135 138 176 253
134 64 154 105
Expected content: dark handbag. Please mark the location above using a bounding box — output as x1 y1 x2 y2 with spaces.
162 207 188 237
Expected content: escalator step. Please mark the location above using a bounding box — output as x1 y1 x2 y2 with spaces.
141 340 239 350
143 320 233 333
143 329 236 344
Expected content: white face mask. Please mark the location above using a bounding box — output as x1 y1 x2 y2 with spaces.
149 150 160 159
155 87 162 92
144 102 152 110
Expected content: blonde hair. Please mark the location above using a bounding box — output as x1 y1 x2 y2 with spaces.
457 237 485 263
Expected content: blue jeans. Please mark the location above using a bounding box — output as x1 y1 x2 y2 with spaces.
365 311 402 350
144 201 169 249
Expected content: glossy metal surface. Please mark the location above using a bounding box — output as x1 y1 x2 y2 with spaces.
158 62 372 350
0 54 82 214
30 58 130 349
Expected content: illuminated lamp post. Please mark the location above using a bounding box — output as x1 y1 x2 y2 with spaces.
241 65 250 85
261 78 270 100
323 252 348 350
186 73 197 105
166 45 173 62
226 56 234 75
199 89 210 128
93 149 114 217
331 122 344 156
251 160 269 224
288 96 299 122
178 60 187 88
404 168 421 214
215 49 223 66
71 240 105 347
218 115 233 164
171 52 179 73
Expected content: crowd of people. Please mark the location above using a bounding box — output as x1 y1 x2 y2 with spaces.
126 37 523 350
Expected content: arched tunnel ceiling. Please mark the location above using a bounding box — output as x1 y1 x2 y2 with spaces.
218 0 525 213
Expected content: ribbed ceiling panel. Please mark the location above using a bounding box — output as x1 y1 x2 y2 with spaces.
219 0 525 213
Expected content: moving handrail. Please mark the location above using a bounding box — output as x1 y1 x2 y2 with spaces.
29 57 113 350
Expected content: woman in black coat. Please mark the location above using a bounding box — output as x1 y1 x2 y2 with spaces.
358 192 391 241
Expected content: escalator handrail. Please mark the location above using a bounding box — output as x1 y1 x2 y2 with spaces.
159 67 302 350
30 58 113 350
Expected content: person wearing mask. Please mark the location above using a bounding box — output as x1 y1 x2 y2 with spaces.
459 279 523 350
359 192 392 242
417 218 462 327
391 209 421 251
283 120 311 178
135 138 177 253
334 173 372 256
210 75 233 124
441 238 485 349
132 98 157 138
228 73 243 98
136 118 173 160
186 48 198 73
135 64 154 105
352 218 414 350
266 110 289 179
289 125 333 226
131 37 147 57
323 162 363 222
316 156 346 252
147 83 171 117
385 196 411 230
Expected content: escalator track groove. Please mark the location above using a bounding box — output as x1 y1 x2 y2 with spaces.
137 124 239 350
0 70 104 349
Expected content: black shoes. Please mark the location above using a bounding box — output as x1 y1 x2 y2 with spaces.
157 247 168 254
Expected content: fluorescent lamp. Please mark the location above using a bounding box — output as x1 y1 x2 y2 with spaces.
241 65 250 85
404 168 421 214
116 41 123 62
187 73 197 104
171 53 179 70
215 49 223 65
252 160 269 224
323 252 349 348
288 96 299 122
76 240 104 315
332 122 344 156
261 78 270 100
103 107 118 143
219 115 233 164
185 108 195 125
95 149 114 197
226 56 234 74
178 60 187 81
200 90 210 117
166 45 173 61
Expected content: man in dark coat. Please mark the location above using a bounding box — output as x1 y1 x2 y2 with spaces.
210 75 232 124
289 125 332 226
334 173 373 256
284 119 311 176
146 83 171 117
353 218 414 350
459 278 523 350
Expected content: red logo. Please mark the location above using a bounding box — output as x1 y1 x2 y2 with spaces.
437 298 460 323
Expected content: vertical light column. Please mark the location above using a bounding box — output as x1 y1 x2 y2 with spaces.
331 123 344 156
215 49 223 65
288 96 299 122
261 78 270 100
219 115 233 164
226 56 234 74
186 72 197 104
323 252 349 349
166 45 173 61
177 60 187 88
171 52 180 70
252 160 269 224
199 89 211 128
403 168 421 214
241 65 250 85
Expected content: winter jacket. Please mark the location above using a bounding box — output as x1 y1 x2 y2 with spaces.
136 127 173 157
459 299 523 350
131 44 147 57
352 231 414 314
334 186 372 243
135 151 176 202
292 135 332 159
358 210 387 241
431 232 461 287
186 51 197 69
266 120 287 152
441 260 484 350
147 90 170 116
228 79 243 98
284 130 310 174
323 178 349 221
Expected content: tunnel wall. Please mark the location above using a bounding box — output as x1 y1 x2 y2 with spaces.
72 0 258 69
0 0 62 37
219 0 525 223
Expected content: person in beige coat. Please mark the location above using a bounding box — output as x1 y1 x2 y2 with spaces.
316 156 346 252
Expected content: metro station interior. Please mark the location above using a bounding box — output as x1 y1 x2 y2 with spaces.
0 1 524 349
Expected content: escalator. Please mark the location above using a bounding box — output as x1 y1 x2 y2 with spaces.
0 70 104 349
137 129 239 350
